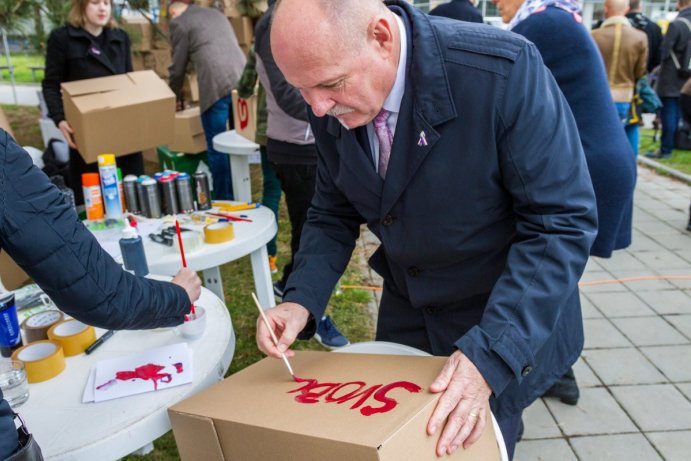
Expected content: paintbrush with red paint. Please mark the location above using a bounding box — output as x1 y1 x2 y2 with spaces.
251 292 296 380
175 219 196 316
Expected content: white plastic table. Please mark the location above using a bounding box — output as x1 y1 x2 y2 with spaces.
334 341 509 461
212 130 259 202
144 203 277 309
17 285 234 461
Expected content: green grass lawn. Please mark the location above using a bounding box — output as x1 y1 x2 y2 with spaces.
640 128 691 176
0 54 45 84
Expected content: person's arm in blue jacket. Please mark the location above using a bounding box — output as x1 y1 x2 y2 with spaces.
0 130 200 330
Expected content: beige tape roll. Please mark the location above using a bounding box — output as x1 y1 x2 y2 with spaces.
47 319 96 356
21 310 64 343
11 340 66 383
204 222 234 244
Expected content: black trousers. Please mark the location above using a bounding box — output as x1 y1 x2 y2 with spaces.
67 149 144 205
271 163 316 284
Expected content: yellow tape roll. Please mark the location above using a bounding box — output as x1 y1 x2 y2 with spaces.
204 222 234 243
47 319 96 356
11 340 66 383
22 310 64 343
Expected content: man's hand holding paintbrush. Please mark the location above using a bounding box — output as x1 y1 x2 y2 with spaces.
255 299 311 367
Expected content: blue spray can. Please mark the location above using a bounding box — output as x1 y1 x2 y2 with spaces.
0 293 22 358
98 153 123 219
119 222 149 277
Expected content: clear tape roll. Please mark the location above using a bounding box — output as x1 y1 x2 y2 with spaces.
21 310 64 343
204 222 234 243
47 319 96 357
12 340 66 383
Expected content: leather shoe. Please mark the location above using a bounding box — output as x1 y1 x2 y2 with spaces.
542 367 579 405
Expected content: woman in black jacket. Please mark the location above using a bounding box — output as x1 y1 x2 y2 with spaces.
42 0 143 205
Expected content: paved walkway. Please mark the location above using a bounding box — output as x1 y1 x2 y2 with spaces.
516 166 691 461
0 82 40 106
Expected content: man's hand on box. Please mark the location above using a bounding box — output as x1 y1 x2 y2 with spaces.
58 120 77 149
427 350 492 456
256 302 310 358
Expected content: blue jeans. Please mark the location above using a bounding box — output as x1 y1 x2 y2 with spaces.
615 102 639 157
660 97 680 154
201 96 234 200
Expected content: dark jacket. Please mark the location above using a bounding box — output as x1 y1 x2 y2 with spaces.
0 130 189 459
513 6 636 257
169 4 246 113
428 0 483 24
284 1 597 419
627 11 663 72
656 7 691 97
254 2 316 165
42 25 133 126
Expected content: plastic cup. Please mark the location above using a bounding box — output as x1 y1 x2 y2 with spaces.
178 306 206 340
0 360 29 408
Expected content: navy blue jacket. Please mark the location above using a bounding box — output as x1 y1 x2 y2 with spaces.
429 0 483 24
283 1 597 418
0 130 189 458
513 7 636 258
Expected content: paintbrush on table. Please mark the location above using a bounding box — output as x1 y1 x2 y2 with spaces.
251 292 296 379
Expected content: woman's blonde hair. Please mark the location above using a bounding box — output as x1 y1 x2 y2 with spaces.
68 0 117 29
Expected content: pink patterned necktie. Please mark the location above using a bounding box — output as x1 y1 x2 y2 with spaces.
373 109 393 179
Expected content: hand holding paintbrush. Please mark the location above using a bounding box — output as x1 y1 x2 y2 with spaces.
251 293 296 379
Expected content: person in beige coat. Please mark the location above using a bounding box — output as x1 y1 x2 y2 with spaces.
592 0 648 155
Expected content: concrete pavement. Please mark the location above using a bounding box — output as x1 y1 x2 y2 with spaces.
516 166 691 461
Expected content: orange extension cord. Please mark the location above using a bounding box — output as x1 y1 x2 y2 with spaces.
339 275 691 292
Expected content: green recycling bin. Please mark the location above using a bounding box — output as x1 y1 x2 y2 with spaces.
157 146 209 175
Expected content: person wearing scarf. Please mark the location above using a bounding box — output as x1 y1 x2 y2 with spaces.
492 0 637 423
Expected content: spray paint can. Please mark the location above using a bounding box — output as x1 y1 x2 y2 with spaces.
176 173 195 213
97 154 123 219
142 178 162 218
136 176 151 218
0 294 22 358
119 222 149 277
82 173 105 220
123 175 140 214
159 176 179 216
117 168 126 214
193 171 212 210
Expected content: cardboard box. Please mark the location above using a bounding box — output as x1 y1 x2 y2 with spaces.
121 17 152 52
61 71 175 163
231 89 257 142
229 16 254 45
184 72 199 103
169 351 500 461
131 52 146 72
149 49 172 79
170 107 207 154
0 106 13 137
0 252 29 291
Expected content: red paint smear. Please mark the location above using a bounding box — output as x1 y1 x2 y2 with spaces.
173 362 184 373
115 363 172 391
287 377 421 416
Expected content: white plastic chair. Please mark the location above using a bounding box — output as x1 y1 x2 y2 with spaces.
334 341 509 461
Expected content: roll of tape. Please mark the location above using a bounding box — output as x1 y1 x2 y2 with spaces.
11 340 65 383
204 222 234 244
21 310 64 343
175 230 204 254
47 319 96 356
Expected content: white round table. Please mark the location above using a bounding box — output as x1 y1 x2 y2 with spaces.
334 341 509 461
212 130 260 203
144 202 277 309
16 285 234 461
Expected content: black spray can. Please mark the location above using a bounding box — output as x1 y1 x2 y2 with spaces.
159 176 180 216
193 171 212 210
123 175 141 214
176 173 195 213
142 178 162 218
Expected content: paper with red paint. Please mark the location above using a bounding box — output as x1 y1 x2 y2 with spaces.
91 342 192 402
